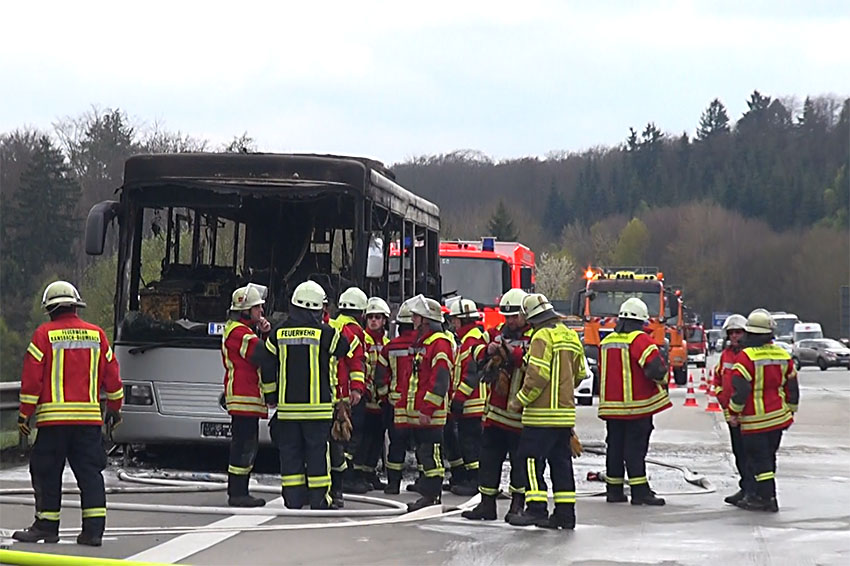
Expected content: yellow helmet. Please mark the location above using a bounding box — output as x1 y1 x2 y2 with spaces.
42 281 86 311
338 287 368 311
449 298 480 319
499 288 527 316
365 297 391 317
291 281 326 311
230 286 265 311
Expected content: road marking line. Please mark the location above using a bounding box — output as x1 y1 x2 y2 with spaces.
126 498 281 564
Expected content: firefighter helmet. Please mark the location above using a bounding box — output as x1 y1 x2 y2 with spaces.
365 297 391 317
291 281 326 311
396 299 414 324
42 281 86 311
408 294 444 323
230 286 265 311
449 298 480 319
522 293 554 321
618 297 649 323
499 288 527 316
745 308 774 334
722 314 747 333
338 287 368 311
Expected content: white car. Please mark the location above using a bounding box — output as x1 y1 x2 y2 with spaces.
575 355 596 406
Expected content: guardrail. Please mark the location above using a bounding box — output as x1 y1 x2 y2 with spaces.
0 381 21 411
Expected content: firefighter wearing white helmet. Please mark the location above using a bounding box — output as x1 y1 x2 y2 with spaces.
339 287 369 312
505 292 583 529
446 298 487 496
713 313 753 507
353 296 394 492
405 294 454 512
596 297 669 507
255 279 349 510
221 285 271 508
14 281 123 545
726 308 798 512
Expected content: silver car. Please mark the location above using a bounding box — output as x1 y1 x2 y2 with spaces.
792 338 850 371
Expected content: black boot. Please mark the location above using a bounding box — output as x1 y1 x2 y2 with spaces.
724 489 746 506
461 494 497 520
606 485 628 503
507 505 548 527
504 493 525 523
536 504 576 530
407 495 441 512
12 523 59 543
330 489 345 509
228 473 265 507
631 487 666 506
451 478 479 496
342 469 370 494
406 475 424 493
384 470 402 495
738 494 779 512
444 466 467 491
365 471 388 491
76 531 103 547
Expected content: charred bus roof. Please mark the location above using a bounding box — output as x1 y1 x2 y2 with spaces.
120 153 440 230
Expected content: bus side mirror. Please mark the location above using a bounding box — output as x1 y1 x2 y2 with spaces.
366 235 384 279
85 200 120 255
520 266 533 290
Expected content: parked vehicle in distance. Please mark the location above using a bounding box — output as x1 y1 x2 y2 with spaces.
706 328 723 353
685 323 707 367
793 322 823 343
792 338 850 370
775 340 794 356
772 312 799 343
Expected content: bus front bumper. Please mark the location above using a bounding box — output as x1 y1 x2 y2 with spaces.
112 410 274 446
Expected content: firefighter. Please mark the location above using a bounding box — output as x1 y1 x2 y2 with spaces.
405 295 453 512
597 297 670 506
221 285 271 507
352 296 392 491
463 288 532 522
727 309 798 512
328 287 369 495
447 298 488 496
375 298 418 494
506 293 584 529
13 281 123 546
713 314 755 506
256 280 349 510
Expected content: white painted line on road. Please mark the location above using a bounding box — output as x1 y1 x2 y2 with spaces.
126 498 282 564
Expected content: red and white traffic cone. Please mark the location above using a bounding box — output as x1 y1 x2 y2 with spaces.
683 372 699 407
698 367 708 391
668 365 677 389
705 386 721 412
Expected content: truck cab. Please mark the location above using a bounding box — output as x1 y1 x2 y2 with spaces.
685 323 707 368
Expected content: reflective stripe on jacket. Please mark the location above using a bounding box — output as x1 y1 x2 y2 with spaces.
222 319 267 417
729 344 796 434
484 325 532 431
451 324 488 418
598 330 670 419
405 328 452 428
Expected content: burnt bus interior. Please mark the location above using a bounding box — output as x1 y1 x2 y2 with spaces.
87 154 440 344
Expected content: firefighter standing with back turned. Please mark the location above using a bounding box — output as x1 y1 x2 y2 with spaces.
221 285 271 507
13 281 124 547
255 281 349 510
727 308 798 512
507 293 585 530
597 297 670 506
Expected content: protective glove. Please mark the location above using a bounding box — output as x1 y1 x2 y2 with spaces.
105 410 122 431
570 431 583 458
331 401 353 442
17 415 31 437
507 398 522 413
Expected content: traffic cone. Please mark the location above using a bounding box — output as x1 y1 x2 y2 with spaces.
683 372 699 407
698 367 708 391
705 386 721 413
668 365 677 389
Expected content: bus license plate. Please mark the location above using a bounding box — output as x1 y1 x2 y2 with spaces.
201 422 232 438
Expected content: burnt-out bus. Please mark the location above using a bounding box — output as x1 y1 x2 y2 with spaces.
85 153 440 446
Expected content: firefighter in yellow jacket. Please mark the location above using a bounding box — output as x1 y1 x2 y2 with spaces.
507 293 585 530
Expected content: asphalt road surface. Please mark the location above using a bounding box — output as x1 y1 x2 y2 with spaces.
2 361 848 566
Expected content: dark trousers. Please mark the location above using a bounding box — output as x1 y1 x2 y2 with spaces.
457 417 483 474
277 419 332 509
517 426 574 515
605 417 654 496
30 425 106 535
352 410 385 474
228 415 259 497
443 418 463 475
728 423 755 495
412 427 444 498
330 438 347 495
386 421 411 484
478 425 523 496
346 401 367 466
742 428 784 499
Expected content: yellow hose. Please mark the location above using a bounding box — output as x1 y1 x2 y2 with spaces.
0 549 178 566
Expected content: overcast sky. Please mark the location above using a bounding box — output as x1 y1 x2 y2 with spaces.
2 0 848 164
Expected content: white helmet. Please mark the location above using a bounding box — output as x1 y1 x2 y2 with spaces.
722 314 747 333
365 297 391 317
230 286 265 311
396 299 414 324
499 288 527 316
408 294 444 323
42 281 86 311
338 287 368 311
618 297 649 323
522 293 554 321
291 281 326 311
449 298 480 319
745 308 774 334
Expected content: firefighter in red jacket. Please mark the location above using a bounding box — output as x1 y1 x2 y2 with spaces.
352 296 392 491
13 281 123 546
463 288 533 522
375 299 418 494
221 285 271 507
727 309 798 512
405 295 453 512
713 313 755 506
447 298 488 496
598 297 670 506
